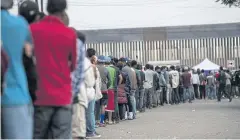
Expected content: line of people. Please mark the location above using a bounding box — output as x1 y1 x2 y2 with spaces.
1 0 239 139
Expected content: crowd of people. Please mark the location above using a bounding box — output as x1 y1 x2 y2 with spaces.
1 0 240 139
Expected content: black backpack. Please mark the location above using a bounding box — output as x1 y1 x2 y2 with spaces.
219 71 226 85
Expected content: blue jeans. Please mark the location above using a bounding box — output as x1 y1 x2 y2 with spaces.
139 89 145 110
1 104 33 139
130 90 136 116
183 87 192 102
86 100 96 135
207 85 215 99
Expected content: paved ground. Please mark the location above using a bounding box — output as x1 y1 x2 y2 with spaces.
97 99 240 139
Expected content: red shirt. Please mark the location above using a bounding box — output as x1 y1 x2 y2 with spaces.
30 16 77 106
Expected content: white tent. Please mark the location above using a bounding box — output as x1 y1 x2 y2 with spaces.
193 58 220 71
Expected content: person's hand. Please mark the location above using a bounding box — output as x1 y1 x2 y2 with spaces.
24 42 32 57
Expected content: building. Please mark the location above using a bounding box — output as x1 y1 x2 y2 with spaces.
83 23 240 67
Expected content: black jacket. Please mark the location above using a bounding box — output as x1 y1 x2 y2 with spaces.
23 53 37 101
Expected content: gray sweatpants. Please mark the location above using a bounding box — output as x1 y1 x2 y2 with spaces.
34 105 72 139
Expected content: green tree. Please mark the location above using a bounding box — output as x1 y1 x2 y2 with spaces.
216 0 240 7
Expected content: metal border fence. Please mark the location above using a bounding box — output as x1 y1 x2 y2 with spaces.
86 36 240 68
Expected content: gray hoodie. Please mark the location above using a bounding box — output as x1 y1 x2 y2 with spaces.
97 64 111 92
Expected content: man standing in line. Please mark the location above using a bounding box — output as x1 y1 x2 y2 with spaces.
163 66 171 104
192 70 200 99
137 64 146 112
217 66 232 102
122 60 137 120
144 64 155 109
19 0 45 102
109 58 123 124
132 62 141 112
96 56 111 127
151 65 159 107
105 57 117 124
85 48 101 138
181 67 192 103
30 0 77 138
155 66 167 106
71 31 86 139
178 68 184 103
199 69 206 99
169 66 180 104
206 71 215 100
130 60 139 118
1 0 33 138
225 70 232 97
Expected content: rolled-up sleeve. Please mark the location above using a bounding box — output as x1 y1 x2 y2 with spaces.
72 39 85 96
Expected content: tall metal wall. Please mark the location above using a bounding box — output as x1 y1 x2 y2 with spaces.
86 36 240 68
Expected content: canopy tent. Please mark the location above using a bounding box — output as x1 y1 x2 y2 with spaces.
193 58 220 71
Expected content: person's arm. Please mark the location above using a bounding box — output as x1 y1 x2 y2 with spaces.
105 69 111 89
155 73 159 89
143 72 145 82
69 34 77 72
162 74 167 86
136 72 141 87
25 26 34 57
197 75 200 85
118 73 123 85
72 40 85 95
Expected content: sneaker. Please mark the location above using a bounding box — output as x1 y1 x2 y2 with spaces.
115 119 120 124
99 123 106 127
128 112 133 120
86 132 101 139
139 109 145 113
95 132 101 138
125 112 128 120
107 121 114 125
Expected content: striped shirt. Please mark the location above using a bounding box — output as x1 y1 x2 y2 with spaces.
72 39 86 97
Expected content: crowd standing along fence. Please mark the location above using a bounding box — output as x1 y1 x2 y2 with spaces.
86 36 240 69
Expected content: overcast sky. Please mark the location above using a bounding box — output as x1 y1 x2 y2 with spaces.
10 0 240 30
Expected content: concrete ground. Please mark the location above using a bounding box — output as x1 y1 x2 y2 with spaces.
96 99 240 139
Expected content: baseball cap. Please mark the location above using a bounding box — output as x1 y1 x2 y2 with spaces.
97 55 106 63
1 0 13 9
19 0 39 24
105 56 111 63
